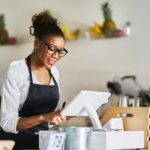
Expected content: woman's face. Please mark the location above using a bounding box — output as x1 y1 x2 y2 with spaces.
35 36 65 69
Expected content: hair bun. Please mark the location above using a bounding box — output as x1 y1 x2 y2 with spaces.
31 11 58 36
29 11 64 39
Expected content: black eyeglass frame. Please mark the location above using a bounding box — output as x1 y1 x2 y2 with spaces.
39 39 68 57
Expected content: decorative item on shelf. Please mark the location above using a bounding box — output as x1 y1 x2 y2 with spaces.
88 22 105 39
122 21 131 36
88 1 130 39
0 14 17 45
60 24 80 41
7 37 17 45
101 1 117 38
0 14 9 45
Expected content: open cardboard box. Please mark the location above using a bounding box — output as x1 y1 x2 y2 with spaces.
101 106 149 148
89 117 144 150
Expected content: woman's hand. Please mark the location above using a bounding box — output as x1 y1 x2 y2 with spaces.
16 110 66 131
44 110 66 125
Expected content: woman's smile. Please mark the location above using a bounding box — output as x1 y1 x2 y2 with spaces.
47 59 57 66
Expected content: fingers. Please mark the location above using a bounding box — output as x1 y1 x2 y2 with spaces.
49 111 66 125
51 117 61 125
60 115 66 122
56 116 64 124
50 119 57 125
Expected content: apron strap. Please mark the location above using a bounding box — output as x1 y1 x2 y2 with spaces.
26 55 33 83
26 55 58 87
48 69 58 87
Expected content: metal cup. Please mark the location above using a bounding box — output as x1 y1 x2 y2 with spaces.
58 127 92 150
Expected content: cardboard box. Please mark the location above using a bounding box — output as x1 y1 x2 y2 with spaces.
101 107 150 148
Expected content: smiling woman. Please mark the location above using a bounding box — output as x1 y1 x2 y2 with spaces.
0 11 68 149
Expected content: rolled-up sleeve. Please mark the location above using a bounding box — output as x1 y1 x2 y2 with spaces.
0 65 21 133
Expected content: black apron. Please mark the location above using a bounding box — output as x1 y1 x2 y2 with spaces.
0 56 59 149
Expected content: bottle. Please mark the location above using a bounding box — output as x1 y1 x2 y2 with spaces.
123 21 131 36
118 96 129 107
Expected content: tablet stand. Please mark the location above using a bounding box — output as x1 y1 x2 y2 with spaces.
84 102 102 129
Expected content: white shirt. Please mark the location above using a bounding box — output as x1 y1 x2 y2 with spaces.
0 58 59 133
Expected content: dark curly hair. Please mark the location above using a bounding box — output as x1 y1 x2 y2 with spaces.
29 12 64 40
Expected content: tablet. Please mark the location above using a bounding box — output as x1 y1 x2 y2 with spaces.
61 90 111 116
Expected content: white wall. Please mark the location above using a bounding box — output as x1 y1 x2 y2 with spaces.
0 0 150 102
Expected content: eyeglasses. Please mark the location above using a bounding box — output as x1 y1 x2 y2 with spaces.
40 40 68 57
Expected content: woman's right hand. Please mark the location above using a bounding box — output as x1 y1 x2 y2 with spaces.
44 110 66 125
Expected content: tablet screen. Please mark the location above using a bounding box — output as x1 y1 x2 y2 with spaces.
61 90 111 116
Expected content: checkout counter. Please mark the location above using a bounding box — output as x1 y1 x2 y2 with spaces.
39 91 144 150
0 90 145 150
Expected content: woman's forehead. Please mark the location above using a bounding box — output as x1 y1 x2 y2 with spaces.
45 36 65 48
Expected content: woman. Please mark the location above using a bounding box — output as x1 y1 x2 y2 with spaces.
0 12 68 149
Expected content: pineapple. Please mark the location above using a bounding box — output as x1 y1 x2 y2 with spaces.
101 2 116 37
0 14 8 45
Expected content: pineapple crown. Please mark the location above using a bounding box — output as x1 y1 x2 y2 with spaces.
0 14 5 29
101 1 112 21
